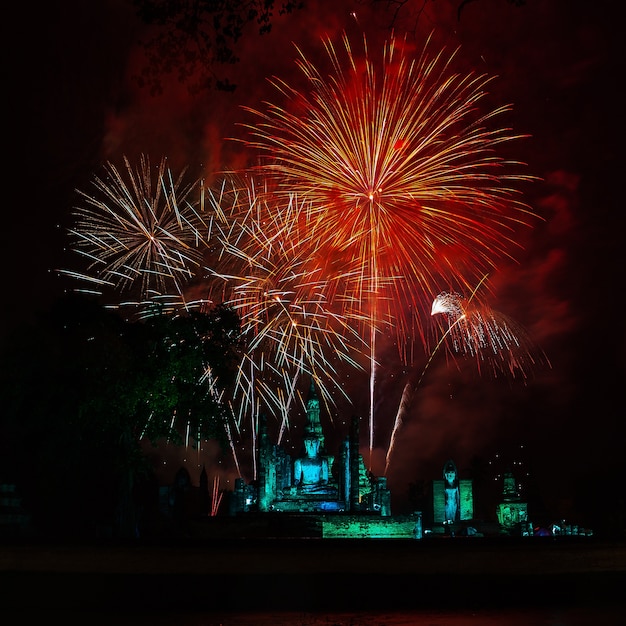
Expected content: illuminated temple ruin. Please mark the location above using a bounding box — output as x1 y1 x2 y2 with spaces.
228 383 424 538
159 383 587 539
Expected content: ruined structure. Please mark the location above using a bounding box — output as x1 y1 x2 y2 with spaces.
230 382 391 517
496 470 530 535
432 459 474 525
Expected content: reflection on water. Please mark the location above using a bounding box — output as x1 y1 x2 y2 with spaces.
23 608 623 626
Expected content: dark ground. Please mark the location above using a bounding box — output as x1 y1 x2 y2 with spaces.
1 536 625 618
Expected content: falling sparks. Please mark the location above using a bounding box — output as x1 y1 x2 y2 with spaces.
202 176 367 469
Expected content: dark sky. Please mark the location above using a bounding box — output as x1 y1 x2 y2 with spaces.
6 0 624 516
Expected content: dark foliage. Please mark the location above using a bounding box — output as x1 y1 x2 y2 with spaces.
0 293 241 537
370 0 526 31
132 0 304 94
457 0 525 21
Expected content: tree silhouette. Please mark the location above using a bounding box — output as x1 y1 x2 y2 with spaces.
369 0 526 31
132 0 304 94
0 293 241 538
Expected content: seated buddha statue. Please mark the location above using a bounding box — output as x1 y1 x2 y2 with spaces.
293 436 332 493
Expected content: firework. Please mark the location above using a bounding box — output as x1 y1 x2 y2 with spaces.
66 159 245 471
239 32 539 465
211 474 223 516
430 291 550 379
384 288 550 474
201 175 367 470
63 28 546 482
68 154 206 299
384 378 415 476
240 31 538 347
65 162 368 478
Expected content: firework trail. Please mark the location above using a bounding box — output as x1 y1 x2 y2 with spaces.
385 280 549 473
239 31 539 466
211 474 223 516
384 377 416 476
66 154 206 300
384 306 467 476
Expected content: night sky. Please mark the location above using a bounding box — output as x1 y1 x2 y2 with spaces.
5 0 624 520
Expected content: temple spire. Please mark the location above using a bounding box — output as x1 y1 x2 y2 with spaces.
304 378 323 444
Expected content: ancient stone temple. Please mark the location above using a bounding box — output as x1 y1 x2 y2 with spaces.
230 382 391 517
496 470 530 535
432 459 474 526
